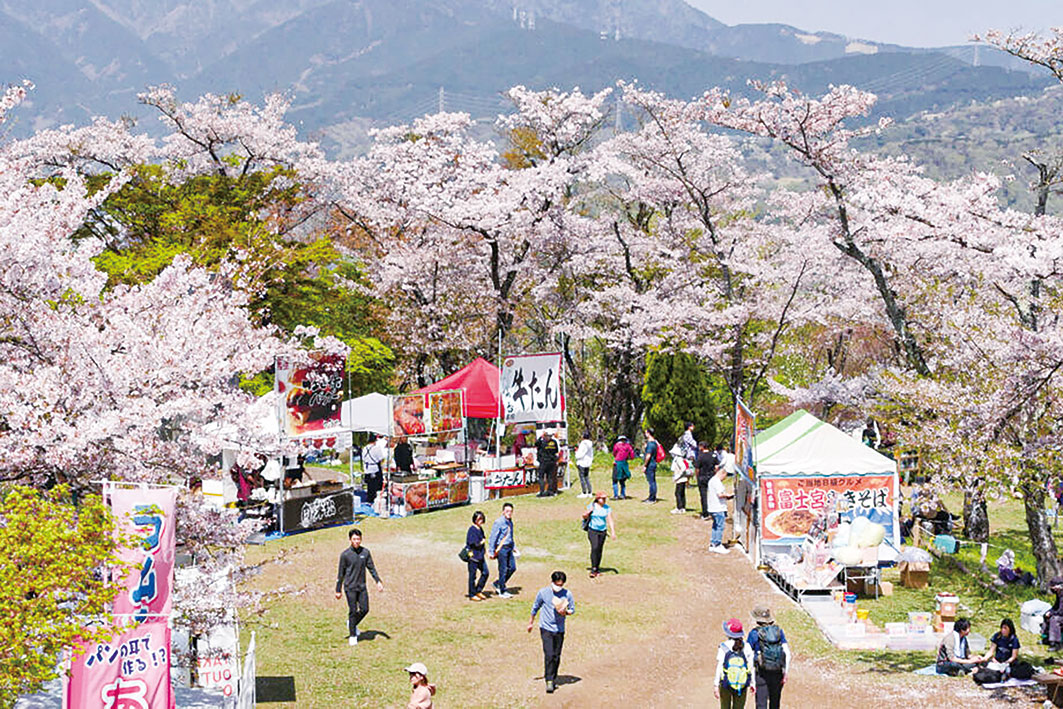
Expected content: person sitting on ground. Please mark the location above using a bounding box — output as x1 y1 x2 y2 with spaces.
982 618 1020 673
996 549 1035 585
1044 576 1063 650
935 618 979 675
403 662 436 709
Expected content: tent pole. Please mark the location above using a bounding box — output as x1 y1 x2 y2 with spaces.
495 329 503 469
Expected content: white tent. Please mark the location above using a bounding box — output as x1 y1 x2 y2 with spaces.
341 392 390 435
754 410 901 556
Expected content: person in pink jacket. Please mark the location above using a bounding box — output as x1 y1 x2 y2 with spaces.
611 435 635 499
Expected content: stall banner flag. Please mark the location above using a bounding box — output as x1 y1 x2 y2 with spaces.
275 352 346 437
108 486 177 621
427 390 464 434
195 619 239 698
733 398 756 484
500 353 563 423
759 473 895 543
65 622 174 709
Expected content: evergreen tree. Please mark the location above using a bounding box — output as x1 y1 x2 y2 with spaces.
641 350 716 450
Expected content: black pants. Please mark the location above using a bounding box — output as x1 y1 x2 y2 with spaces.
697 478 710 517
345 587 369 636
365 473 382 504
588 528 606 572
577 466 592 494
755 669 785 709
935 662 970 677
540 628 565 683
538 462 558 494
675 481 687 510
467 558 489 597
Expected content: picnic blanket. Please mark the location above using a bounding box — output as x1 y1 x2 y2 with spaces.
912 664 1043 686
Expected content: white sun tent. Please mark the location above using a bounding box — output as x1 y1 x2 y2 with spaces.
340 392 390 436
754 410 901 558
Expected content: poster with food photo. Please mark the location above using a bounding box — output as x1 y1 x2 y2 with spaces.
392 394 427 435
275 353 345 437
428 390 464 433
758 473 894 542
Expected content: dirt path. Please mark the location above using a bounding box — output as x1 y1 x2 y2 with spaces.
533 515 1021 709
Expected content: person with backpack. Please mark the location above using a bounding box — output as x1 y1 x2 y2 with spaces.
715 618 755 708
747 605 791 709
642 429 663 503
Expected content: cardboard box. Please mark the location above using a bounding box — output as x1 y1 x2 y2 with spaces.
899 561 930 589
880 581 894 596
936 593 958 619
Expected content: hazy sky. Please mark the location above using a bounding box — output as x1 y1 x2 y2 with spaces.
686 1 1059 47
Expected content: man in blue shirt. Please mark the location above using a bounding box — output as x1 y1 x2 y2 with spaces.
528 570 575 694
488 502 516 598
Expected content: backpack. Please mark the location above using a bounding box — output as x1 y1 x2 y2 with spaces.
756 625 786 672
654 441 666 463
721 645 750 693
973 667 1002 685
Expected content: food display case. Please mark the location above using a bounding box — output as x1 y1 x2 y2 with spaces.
387 464 470 517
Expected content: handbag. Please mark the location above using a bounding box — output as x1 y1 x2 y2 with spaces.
581 515 590 532
458 545 471 562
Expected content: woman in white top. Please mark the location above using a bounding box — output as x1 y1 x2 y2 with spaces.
575 434 595 498
670 443 691 514
715 618 755 709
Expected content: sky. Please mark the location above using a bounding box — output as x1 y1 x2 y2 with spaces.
686 0 1060 48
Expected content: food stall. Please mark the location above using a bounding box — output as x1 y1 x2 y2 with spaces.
384 390 472 517
755 410 900 599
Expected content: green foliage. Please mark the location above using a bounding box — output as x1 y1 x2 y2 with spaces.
641 349 716 450
0 486 125 707
78 164 396 394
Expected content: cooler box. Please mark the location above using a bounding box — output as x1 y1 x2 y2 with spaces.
935 593 959 619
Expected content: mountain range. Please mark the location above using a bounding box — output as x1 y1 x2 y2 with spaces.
0 0 1052 149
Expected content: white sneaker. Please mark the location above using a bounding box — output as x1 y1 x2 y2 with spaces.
499 591 513 599
711 545 730 554
670 508 682 515
577 493 592 499
348 636 357 646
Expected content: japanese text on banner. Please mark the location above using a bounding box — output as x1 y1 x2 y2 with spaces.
758 474 894 542
66 623 174 709
500 354 563 423
109 487 176 621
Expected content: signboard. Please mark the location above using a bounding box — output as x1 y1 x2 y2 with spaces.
275 353 345 438
109 486 177 622
391 394 427 436
734 398 756 483
500 353 563 423
427 390 464 434
279 489 355 533
759 473 895 543
66 622 174 709
195 620 239 699
483 467 538 489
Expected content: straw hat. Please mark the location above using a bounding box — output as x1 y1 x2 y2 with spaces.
751 605 774 625
404 662 428 676
722 618 744 638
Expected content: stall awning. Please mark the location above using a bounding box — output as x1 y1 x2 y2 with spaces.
413 357 501 419
341 392 391 435
755 410 897 476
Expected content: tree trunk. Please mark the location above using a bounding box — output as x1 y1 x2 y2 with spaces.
963 483 989 543
1023 482 1063 590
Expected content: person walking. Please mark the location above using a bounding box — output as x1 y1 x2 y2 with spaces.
695 440 719 520
403 662 436 709
537 429 560 497
715 618 755 709
708 453 734 553
575 434 594 498
334 528 385 645
465 510 490 601
670 442 691 514
582 491 617 577
681 422 698 464
528 571 576 694
488 502 516 598
748 605 792 709
611 435 635 499
642 429 661 503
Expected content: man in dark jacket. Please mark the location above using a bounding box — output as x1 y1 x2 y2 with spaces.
335 527 385 645
537 429 560 497
695 440 720 519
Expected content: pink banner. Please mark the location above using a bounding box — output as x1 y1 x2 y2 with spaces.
66 622 174 709
109 487 177 621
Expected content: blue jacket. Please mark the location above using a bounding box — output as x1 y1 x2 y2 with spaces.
531 586 575 633
488 515 514 553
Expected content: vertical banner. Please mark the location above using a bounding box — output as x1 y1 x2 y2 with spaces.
109 487 177 621
500 353 563 423
66 623 175 709
275 352 346 437
237 633 256 709
733 398 756 484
